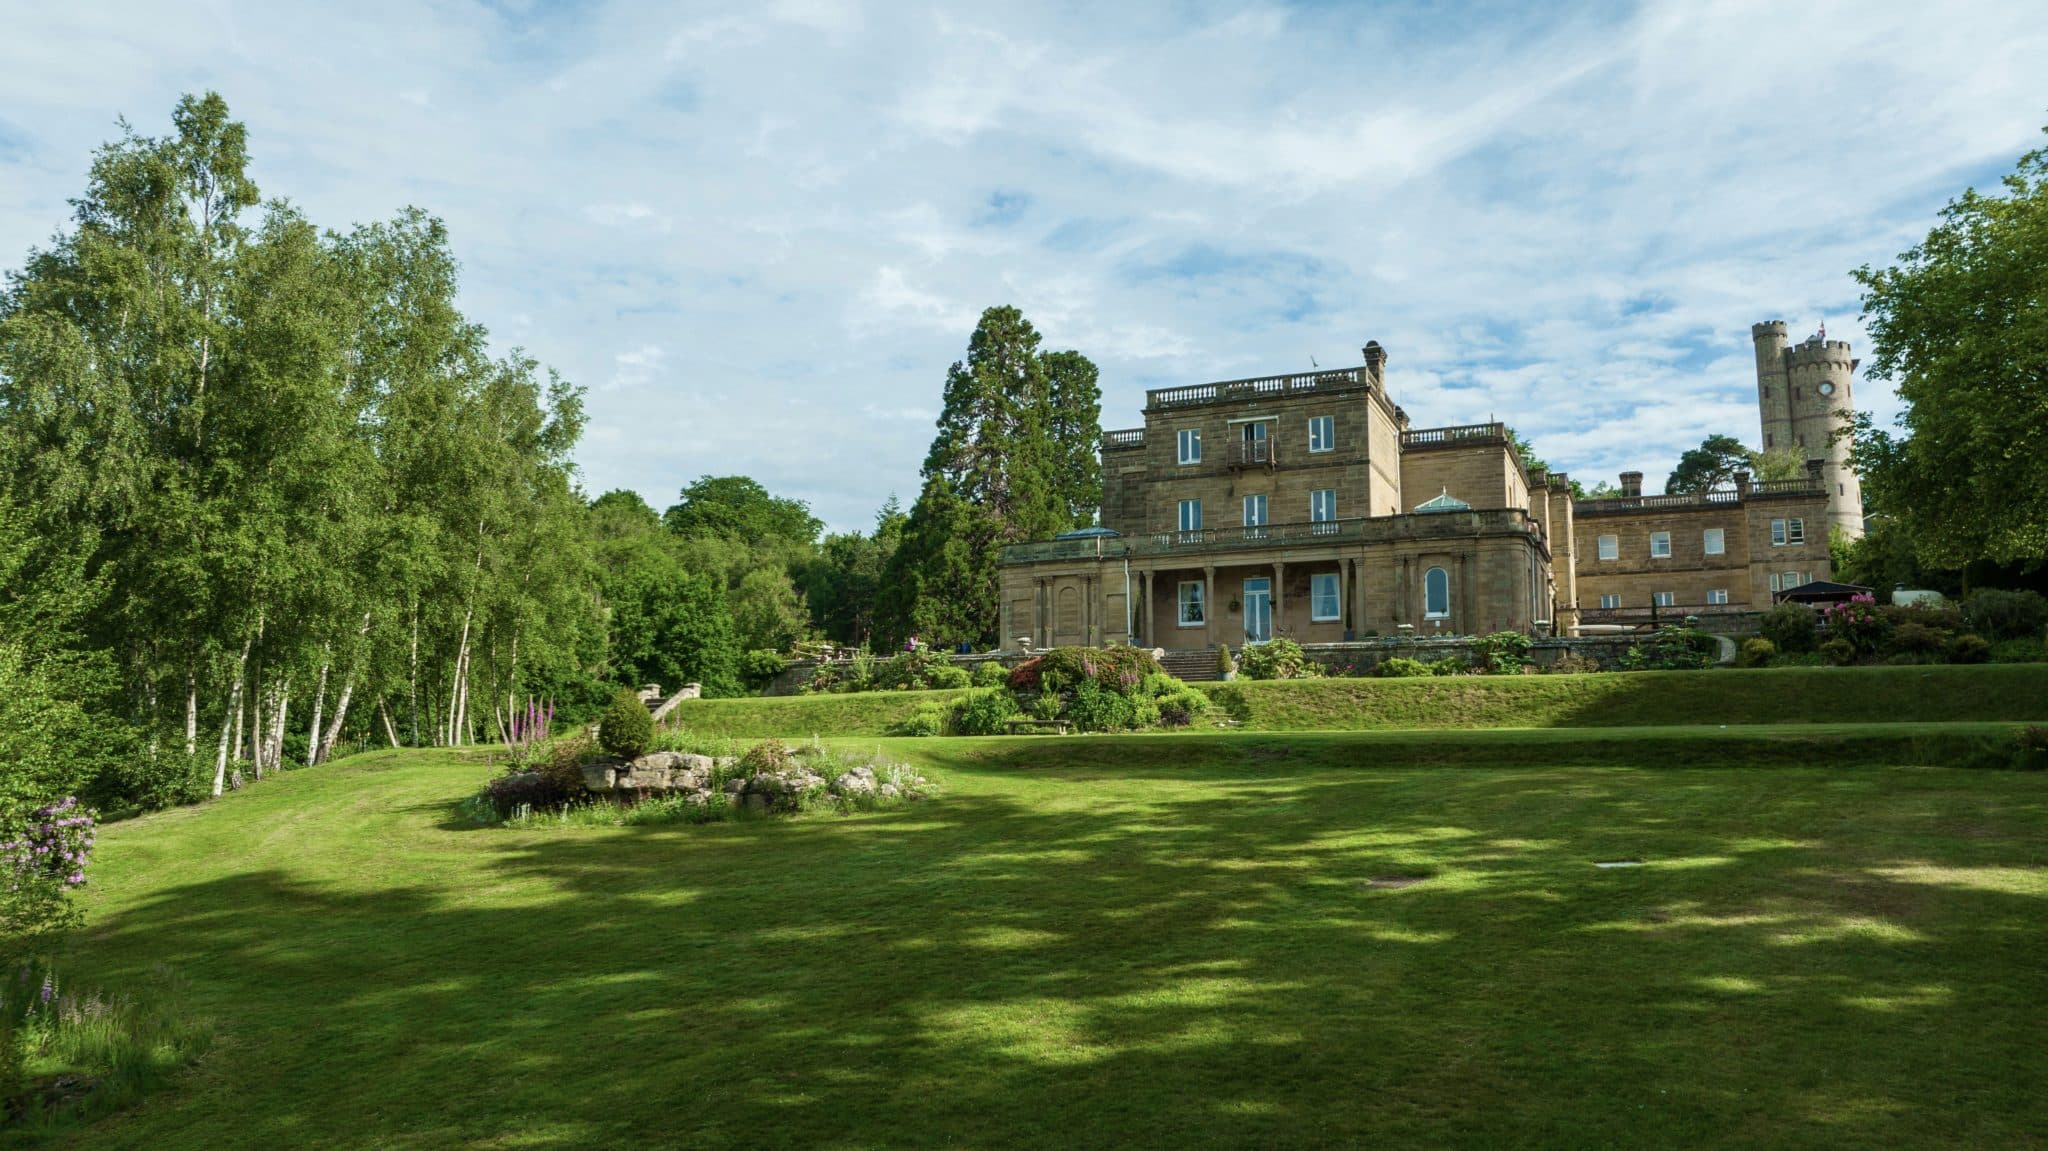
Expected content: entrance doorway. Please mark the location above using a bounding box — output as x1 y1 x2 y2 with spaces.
1242 577 1272 644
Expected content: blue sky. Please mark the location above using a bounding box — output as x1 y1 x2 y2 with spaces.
3 0 2044 530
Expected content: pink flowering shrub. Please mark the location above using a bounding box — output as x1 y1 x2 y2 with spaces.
1821 593 1889 656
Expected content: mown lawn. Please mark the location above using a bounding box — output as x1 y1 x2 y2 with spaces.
666 664 2048 737
62 730 2048 1149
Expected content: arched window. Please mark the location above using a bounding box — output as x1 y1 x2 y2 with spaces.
1424 566 1450 619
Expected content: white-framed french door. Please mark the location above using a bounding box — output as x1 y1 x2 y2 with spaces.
1242 577 1272 644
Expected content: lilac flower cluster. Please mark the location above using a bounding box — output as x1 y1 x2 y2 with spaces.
1 797 95 889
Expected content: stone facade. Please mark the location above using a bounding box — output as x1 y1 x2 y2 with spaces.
1001 323 1857 650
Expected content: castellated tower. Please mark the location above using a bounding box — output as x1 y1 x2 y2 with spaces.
1752 320 1864 539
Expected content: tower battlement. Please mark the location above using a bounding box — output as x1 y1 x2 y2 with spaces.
1785 338 1855 368
1752 318 1863 539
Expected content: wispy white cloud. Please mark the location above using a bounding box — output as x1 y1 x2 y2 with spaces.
1 0 2043 529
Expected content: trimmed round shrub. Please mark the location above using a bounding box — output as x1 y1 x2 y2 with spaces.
1217 643 1235 677
1736 637 1776 668
928 664 972 690
953 688 1020 736
597 689 654 759
1949 633 1992 664
1759 602 1819 653
1819 637 1857 666
971 660 1010 687
1376 657 1431 678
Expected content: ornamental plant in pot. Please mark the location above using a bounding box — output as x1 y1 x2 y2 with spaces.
1217 642 1236 681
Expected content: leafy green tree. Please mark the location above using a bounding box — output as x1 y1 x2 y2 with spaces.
1041 349 1103 529
880 306 1093 649
1851 127 2048 569
802 497 906 646
663 476 822 547
1664 435 1754 494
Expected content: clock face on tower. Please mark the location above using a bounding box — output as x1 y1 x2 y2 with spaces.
1818 381 1835 397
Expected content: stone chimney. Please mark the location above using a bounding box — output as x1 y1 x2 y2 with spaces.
1734 470 1752 498
1361 341 1387 389
1620 471 1643 498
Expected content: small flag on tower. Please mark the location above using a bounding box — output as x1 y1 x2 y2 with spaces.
1818 320 1826 339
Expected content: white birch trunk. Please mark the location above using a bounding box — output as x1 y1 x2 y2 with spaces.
308 659 328 767
322 678 354 764
212 637 252 796
379 699 401 748
184 664 198 758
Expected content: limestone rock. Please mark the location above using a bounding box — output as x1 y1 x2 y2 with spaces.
581 758 622 791
830 766 878 797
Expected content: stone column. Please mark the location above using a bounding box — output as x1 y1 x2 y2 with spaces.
1032 579 1046 650
1138 570 1151 645
1337 558 1350 636
1202 564 1217 649
1273 561 1287 639
1084 575 1096 645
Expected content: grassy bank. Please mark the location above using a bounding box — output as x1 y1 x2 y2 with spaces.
67 737 2048 1148
664 664 2048 738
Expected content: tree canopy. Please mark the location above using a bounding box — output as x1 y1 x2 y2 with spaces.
1850 126 2048 570
878 307 1101 649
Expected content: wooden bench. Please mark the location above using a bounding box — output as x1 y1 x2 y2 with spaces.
1003 717 1071 736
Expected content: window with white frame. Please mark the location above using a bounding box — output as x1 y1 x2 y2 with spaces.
1310 489 1337 522
1653 591 1676 608
1787 570 1804 589
1308 415 1334 453
1769 573 1780 593
1650 531 1672 558
1177 428 1201 465
1242 494 1267 527
1703 527 1725 556
1707 588 1729 605
1424 566 1450 618
1598 593 1621 609
1178 499 1202 533
1176 581 1205 626
1771 517 1806 546
1598 534 1618 560
1310 573 1341 621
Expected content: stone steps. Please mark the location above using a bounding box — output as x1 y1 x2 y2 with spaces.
1159 648 1222 682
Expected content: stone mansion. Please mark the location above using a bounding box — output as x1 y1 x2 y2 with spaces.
998 321 1858 649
